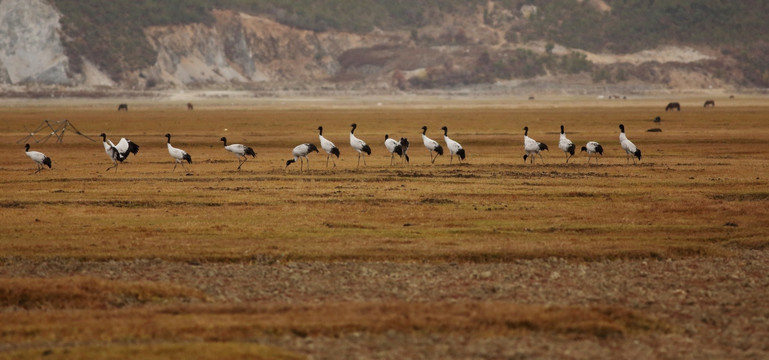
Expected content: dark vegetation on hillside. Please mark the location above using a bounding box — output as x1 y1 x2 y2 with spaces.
51 0 769 86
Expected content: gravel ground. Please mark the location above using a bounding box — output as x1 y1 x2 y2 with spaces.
2 250 768 359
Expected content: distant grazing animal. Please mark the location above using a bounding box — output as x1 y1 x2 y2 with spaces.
653 116 661 123
558 125 576 163
619 124 642 164
580 141 603 164
117 104 128 111
285 143 318 172
165 133 192 173
100 133 140 172
24 144 52 173
399 138 410 164
729 95 735 99
665 102 680 111
318 126 340 168
523 126 548 164
528 96 535 100
187 103 194 111
704 100 715 108
349 123 372 167
441 126 465 164
421 126 443 164
384 134 404 165
220 137 256 170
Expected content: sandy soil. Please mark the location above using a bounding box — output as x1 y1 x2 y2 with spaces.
3 249 767 359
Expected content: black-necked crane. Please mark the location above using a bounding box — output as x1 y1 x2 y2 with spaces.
421 126 443 164
558 125 576 163
384 134 403 165
285 143 318 172
581 141 604 164
220 137 256 170
523 126 548 164
399 137 410 164
619 124 642 164
440 126 465 164
24 144 51 174
165 133 192 173
100 133 139 172
318 126 340 167
349 123 371 167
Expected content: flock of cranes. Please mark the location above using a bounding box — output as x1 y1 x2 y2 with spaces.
22 123 643 174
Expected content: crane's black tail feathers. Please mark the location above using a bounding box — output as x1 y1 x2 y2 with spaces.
330 147 340 158
394 145 403 156
43 157 52 168
127 141 140 155
435 145 444 156
567 144 575 156
457 148 466 160
362 144 372 155
634 149 642 160
538 143 549 151
245 147 256 157
183 153 192 164
595 144 604 155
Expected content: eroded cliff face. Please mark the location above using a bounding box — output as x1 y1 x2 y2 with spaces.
0 0 69 84
0 2 730 91
141 10 400 87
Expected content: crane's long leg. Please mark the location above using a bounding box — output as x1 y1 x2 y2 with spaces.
357 153 361 168
326 154 330 168
362 153 367 166
307 156 310 171
106 160 118 172
172 161 178 172
538 152 545 164
181 161 190 173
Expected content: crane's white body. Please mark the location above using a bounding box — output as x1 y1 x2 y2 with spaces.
165 134 191 173
286 143 318 172
523 127 547 164
349 123 371 167
384 135 403 165
582 141 604 164
24 144 51 173
619 124 641 164
558 125 575 163
441 126 465 164
318 126 340 168
421 126 443 164
221 137 255 170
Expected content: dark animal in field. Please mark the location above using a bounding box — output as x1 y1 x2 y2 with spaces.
665 102 680 111
704 100 715 108
117 104 128 111
187 103 194 111
653 116 661 123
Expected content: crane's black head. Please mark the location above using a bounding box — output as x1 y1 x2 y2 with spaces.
165 133 171 143
580 146 587 153
441 126 448 135
100 133 107 140
384 134 389 140
285 159 295 167
560 125 565 134
220 137 227 143
350 123 357 133
421 126 427 134
317 126 323 134
523 154 528 162
619 124 625 132
24 143 30 151
523 126 529 135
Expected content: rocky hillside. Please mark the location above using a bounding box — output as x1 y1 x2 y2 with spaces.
1 0 767 93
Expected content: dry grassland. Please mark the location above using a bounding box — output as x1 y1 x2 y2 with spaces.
1 95 768 358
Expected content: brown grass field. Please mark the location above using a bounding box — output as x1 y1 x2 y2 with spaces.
1 95 768 358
